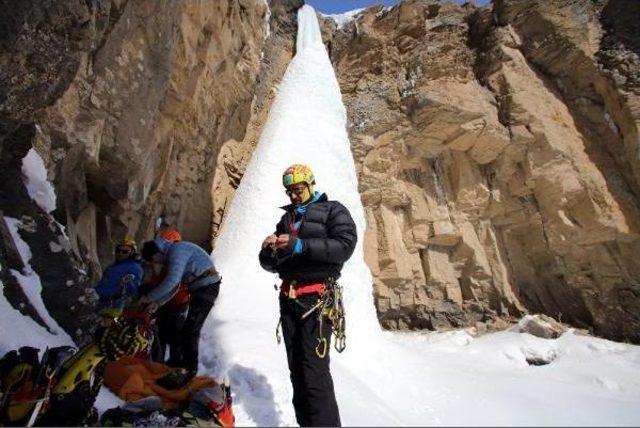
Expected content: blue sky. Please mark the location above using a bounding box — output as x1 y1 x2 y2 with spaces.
305 0 490 14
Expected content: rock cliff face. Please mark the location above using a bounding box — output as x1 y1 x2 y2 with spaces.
0 0 302 341
325 0 640 341
1 0 639 344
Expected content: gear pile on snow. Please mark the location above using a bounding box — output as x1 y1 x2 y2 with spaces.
0 306 234 427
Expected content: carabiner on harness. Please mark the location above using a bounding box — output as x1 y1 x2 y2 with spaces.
276 318 282 344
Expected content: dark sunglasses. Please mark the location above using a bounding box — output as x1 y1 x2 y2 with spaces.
116 247 132 254
285 185 308 197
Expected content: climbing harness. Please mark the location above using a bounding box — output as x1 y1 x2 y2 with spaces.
275 277 346 358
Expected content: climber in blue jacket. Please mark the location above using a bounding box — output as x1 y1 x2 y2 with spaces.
139 236 221 380
95 238 143 316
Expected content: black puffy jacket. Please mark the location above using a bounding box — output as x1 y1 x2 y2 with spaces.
259 193 357 282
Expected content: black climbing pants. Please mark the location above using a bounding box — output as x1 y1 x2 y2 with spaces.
181 281 220 373
280 294 341 427
152 304 188 366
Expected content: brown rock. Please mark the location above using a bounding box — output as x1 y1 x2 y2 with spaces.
0 0 302 341
511 314 568 339
330 0 640 343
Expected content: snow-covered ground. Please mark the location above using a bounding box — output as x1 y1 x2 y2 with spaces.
0 274 71 356
0 4 639 427
3 217 70 340
0 148 69 355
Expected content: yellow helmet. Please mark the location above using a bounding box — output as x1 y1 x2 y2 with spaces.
282 164 315 189
117 237 138 253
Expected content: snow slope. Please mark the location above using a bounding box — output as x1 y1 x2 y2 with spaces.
3 217 70 339
0 275 71 357
21 148 56 213
0 150 70 354
206 5 640 427
321 8 365 30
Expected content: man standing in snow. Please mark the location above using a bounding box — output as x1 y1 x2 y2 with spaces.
138 235 221 381
259 164 357 427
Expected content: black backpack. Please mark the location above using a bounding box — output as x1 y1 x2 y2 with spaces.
0 346 75 426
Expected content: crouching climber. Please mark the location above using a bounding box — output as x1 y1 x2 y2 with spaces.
95 238 143 318
139 235 221 382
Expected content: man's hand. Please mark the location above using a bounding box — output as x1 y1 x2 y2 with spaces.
144 302 159 314
136 295 158 313
275 234 291 250
262 234 278 249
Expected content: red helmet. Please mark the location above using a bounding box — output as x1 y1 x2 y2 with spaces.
159 228 182 242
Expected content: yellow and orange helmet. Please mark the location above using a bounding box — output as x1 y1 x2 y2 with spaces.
282 164 315 192
116 237 138 253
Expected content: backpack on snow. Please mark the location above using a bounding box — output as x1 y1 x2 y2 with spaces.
0 346 76 426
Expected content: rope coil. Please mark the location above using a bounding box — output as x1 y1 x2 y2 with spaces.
97 319 150 361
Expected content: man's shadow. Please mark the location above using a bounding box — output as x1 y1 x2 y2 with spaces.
227 363 281 426
200 324 281 426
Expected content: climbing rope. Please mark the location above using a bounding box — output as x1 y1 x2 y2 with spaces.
97 318 150 361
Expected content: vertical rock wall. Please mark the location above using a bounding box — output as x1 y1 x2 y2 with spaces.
326 0 640 341
36 0 271 258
